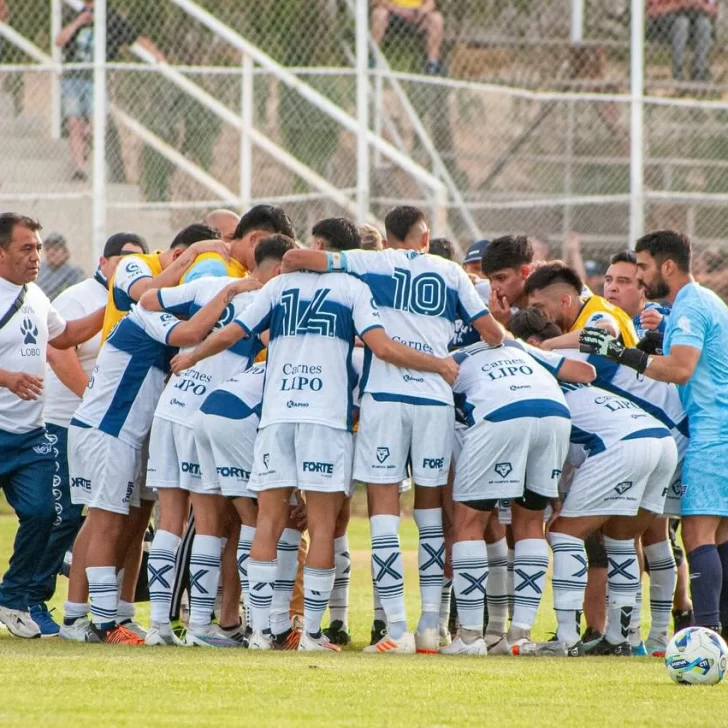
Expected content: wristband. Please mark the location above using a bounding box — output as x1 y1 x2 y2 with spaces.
325 251 348 273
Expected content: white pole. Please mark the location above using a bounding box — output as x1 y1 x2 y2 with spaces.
629 0 645 246
50 0 62 139
571 0 585 44
373 71 383 169
355 0 369 222
92 0 107 259
240 53 253 212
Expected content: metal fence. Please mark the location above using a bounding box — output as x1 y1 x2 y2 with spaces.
1 0 728 287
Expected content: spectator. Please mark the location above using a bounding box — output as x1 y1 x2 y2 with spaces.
371 0 445 75
428 237 455 260
36 234 86 301
647 0 717 82
55 0 165 181
360 223 384 251
203 210 239 243
461 239 489 278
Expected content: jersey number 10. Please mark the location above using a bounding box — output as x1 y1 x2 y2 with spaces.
393 267 446 317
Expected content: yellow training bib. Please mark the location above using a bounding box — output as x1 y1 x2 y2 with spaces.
570 295 638 348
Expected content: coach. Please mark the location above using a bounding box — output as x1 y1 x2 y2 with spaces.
0 213 105 638
582 230 728 634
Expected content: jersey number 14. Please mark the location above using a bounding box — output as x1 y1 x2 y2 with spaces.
281 288 336 337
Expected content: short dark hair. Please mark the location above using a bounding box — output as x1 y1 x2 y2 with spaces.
481 235 533 275
384 206 425 243
429 237 455 261
170 224 219 250
311 217 361 252
635 230 692 273
233 204 295 241
254 234 296 266
103 232 149 258
523 261 583 297
0 213 42 250
508 307 562 342
610 250 637 265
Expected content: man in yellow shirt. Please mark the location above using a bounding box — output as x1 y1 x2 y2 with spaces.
371 0 445 75
523 260 638 350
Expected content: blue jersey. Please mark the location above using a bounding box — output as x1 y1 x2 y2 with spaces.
664 282 728 442
633 301 669 340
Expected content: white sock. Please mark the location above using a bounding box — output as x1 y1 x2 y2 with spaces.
86 566 118 628
549 532 587 646
237 526 256 629
270 528 301 636
507 547 515 618
188 534 221 628
329 535 351 626
247 559 277 633
486 538 509 634
644 540 676 642
370 514 407 637
414 508 444 632
451 540 488 634
440 579 452 629
115 568 125 592
148 530 181 625
303 565 335 636
116 599 135 624
603 536 640 645
372 566 385 622
629 583 644 647
214 537 227 619
63 600 89 623
511 538 549 631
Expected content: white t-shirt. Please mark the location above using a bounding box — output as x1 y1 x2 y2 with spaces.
0 279 66 434
345 248 489 404
451 340 569 427
234 271 382 432
153 277 263 427
112 255 155 314
72 306 180 448
560 382 671 466
44 274 108 428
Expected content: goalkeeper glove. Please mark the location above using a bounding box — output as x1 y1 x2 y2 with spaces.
579 327 650 374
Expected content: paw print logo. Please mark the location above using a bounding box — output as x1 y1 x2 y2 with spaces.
20 318 38 345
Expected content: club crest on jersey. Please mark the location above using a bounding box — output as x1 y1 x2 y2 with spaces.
376 447 390 464
495 462 512 478
20 318 38 345
614 481 633 495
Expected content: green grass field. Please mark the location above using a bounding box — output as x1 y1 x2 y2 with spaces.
0 514 724 727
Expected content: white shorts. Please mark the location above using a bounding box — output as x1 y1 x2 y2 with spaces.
561 436 677 518
194 408 259 499
453 416 571 502
451 422 467 463
663 434 688 517
68 425 143 516
354 395 454 487
147 417 209 494
250 423 354 494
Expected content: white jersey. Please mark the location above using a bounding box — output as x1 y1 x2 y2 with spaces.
556 349 689 445
345 248 489 405
72 306 180 448
450 279 491 350
153 277 263 427
45 273 108 428
200 363 266 420
451 340 569 427
560 382 671 467
0 279 66 434
112 254 156 314
234 271 382 432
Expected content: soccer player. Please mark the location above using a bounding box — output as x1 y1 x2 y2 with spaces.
581 230 728 639
27 232 147 637
510 312 678 656
281 206 503 654
172 216 460 652
441 339 594 655
461 239 490 278
524 261 638 350
66 280 250 644
203 209 239 242
0 213 106 638
140 235 294 647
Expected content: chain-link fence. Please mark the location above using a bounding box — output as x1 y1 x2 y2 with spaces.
1 0 727 296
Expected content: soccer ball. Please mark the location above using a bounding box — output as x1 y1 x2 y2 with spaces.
665 627 728 685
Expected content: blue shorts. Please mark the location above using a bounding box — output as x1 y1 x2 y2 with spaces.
62 78 93 120
681 440 728 517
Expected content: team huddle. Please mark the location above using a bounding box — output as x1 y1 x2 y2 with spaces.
5 204 719 657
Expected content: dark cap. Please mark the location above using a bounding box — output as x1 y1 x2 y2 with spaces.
44 232 67 249
463 239 489 265
103 232 149 258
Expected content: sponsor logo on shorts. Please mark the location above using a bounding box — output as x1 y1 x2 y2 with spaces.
302 461 334 475
263 453 270 470
671 480 686 497
614 481 633 495
122 481 134 504
551 468 562 480
217 466 250 480
495 462 513 478
71 477 91 492
422 457 445 470
376 447 390 464
181 461 201 476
